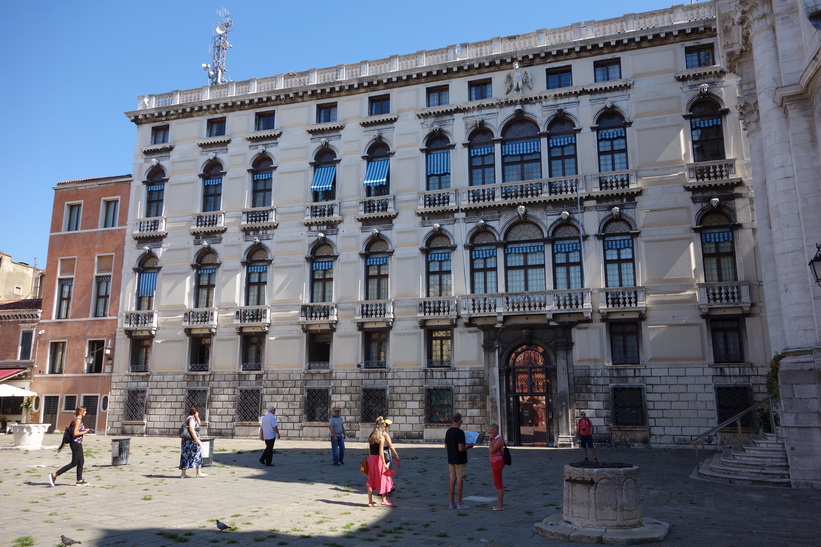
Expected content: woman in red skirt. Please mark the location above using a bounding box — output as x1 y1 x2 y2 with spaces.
365 416 394 506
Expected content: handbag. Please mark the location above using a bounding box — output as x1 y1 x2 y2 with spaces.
503 445 512 466
179 419 192 440
359 455 369 476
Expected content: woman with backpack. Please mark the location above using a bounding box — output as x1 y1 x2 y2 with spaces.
487 423 505 511
49 407 91 486
179 406 206 478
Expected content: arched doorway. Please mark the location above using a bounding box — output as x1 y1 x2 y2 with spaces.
505 344 555 446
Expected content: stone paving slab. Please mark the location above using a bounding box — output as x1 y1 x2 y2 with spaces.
0 434 819 546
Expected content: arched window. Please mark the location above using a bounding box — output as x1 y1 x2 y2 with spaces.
426 135 451 191
547 118 577 178
596 112 628 173
502 120 541 183
136 254 160 311
202 162 224 212
311 148 337 203
700 212 736 282
603 220 635 288
245 247 269 306
145 168 166 218
468 129 495 187
250 156 273 208
552 224 583 290
470 231 498 294
311 243 335 303
690 99 725 162
365 239 390 300
194 251 219 308
364 142 390 197
426 234 452 297
505 222 545 292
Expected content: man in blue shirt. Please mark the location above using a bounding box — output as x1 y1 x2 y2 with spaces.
259 405 280 466
329 407 346 466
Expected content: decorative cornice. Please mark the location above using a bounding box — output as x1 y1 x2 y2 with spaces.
141 143 174 155
306 122 346 134
245 129 282 141
360 114 399 127
197 136 232 147
674 66 726 82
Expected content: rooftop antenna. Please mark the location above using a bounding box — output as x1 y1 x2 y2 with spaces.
201 8 232 86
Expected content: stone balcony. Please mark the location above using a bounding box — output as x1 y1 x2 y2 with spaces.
598 287 647 318
459 289 592 322
241 207 278 231
190 212 226 235
357 196 397 221
460 176 581 210
132 217 167 240
697 281 752 315
417 297 459 324
122 310 158 334
299 303 338 330
417 189 457 214
183 308 218 331
303 201 342 225
590 170 639 197
684 158 742 190
234 306 270 331
356 299 394 327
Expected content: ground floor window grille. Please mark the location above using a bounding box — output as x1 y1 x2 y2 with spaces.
186 389 209 421
63 395 77 412
124 389 147 421
425 387 453 424
612 386 645 426
305 388 330 422
361 388 387 423
236 389 262 422
716 385 754 427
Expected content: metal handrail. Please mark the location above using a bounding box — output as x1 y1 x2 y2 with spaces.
691 396 775 463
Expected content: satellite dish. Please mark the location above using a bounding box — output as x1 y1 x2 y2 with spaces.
201 63 210 71
215 25 227 35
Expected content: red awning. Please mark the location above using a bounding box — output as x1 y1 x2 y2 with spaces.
0 369 26 382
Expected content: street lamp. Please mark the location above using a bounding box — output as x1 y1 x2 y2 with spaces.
809 243 821 287
85 345 112 368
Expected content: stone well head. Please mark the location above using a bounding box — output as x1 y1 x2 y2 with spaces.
563 463 642 529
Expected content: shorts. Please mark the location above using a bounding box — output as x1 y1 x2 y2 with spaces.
491 459 505 489
448 463 467 482
579 435 594 448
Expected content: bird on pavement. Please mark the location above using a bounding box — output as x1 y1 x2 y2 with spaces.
216 520 233 532
60 535 82 545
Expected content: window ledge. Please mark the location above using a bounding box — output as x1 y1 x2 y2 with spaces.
674 66 726 81
710 361 753 368
141 143 174 155
360 114 398 127
197 136 231 147
307 121 345 134
246 130 282 141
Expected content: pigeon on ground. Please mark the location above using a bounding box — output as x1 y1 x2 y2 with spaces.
216 520 233 532
61 535 82 545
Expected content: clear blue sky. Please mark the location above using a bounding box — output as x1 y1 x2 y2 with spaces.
1 0 678 268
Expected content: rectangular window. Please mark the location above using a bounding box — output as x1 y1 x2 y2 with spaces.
251 174 273 208
308 332 331 370
715 385 754 427
425 387 452 424
241 333 264 371
368 95 390 116
710 318 745 363
189 336 212 372
206 118 226 137
65 203 81 232
612 386 646 426
93 275 111 317
366 258 389 300
43 395 59 432
594 59 622 82
86 339 105 374
130 338 151 373
18 330 33 360
150 125 169 145
101 199 119 228
361 388 388 423
546 66 573 89
56 278 73 319
610 322 640 365
311 261 334 303
427 251 452 297
255 111 276 131
48 342 66 374
305 388 330 422
427 329 452 368
469 79 493 101
63 394 77 412
685 45 715 69
316 103 338 123
124 389 147 421
146 183 165 218
363 330 388 369
236 388 262 422
186 389 209 421
202 178 222 212
426 85 449 107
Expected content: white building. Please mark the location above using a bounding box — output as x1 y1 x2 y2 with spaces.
110 2 773 451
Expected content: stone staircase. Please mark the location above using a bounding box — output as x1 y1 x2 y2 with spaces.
697 432 791 487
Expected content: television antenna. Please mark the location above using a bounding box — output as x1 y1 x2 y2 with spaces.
201 8 233 86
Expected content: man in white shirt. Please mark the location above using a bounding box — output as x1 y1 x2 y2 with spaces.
329 407 346 466
259 405 280 466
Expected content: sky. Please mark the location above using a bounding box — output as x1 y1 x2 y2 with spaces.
1 0 682 268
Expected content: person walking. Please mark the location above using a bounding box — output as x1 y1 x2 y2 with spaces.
382 419 400 472
48 407 91 486
259 405 280 466
577 411 598 464
180 406 206 478
329 407 346 466
487 423 505 510
365 417 394 507
445 412 474 509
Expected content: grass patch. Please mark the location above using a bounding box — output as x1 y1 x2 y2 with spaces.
142 495 153 501
12 537 35 547
155 531 190 542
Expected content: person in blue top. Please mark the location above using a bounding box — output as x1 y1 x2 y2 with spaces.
329 407 346 466
49 407 91 486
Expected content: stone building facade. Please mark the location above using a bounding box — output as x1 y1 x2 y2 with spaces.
110 2 772 447
0 299 41 425
0 251 42 301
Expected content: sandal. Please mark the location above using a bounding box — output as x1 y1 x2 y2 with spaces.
381 499 394 506
368 501 377 507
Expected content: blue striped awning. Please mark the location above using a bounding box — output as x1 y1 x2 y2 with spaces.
549 135 575 147
137 271 157 297
363 159 390 187
146 183 164 191
598 128 625 140
505 243 544 254
253 172 272 180
502 139 540 156
691 117 722 128
311 165 336 191
427 151 450 175
203 178 222 186
471 248 496 259
312 260 334 271
59 278 73 288
366 256 389 266
427 252 451 262
469 144 494 157
198 267 216 275
702 231 733 243
553 241 581 253
604 237 633 250
247 264 268 273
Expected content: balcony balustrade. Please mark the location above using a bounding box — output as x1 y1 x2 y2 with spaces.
460 176 582 209
191 212 226 234
356 300 394 323
459 289 592 320
697 281 752 314
599 287 647 317
183 308 218 329
234 306 270 328
241 207 278 230
357 196 397 219
132 217 167 239
303 201 341 224
123 310 158 331
686 159 738 183
593 170 636 193
417 189 457 212
417 297 458 320
299 303 338 326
